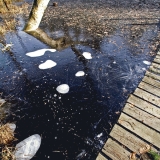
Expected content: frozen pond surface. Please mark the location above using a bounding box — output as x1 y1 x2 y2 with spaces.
0 0 160 159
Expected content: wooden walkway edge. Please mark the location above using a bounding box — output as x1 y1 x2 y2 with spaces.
96 51 160 160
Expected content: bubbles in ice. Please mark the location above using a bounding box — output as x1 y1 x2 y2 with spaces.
39 60 57 69
26 49 56 57
56 84 70 94
82 52 92 59
75 71 85 77
143 61 151 65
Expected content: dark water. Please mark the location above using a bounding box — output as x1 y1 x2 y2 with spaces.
0 0 160 159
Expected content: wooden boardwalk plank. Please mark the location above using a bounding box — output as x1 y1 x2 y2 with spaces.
153 58 160 64
145 71 160 81
149 66 160 74
118 113 160 148
134 88 160 106
102 138 130 160
142 76 160 89
123 103 160 132
157 51 160 56
127 95 160 118
96 153 108 160
110 124 156 155
152 62 160 69
138 81 160 97
156 55 160 59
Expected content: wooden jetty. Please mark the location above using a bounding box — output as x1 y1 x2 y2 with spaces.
96 51 160 160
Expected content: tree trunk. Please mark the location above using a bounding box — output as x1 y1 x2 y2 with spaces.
24 0 50 31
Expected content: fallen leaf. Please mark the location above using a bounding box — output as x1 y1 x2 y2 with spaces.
139 145 151 154
130 152 136 160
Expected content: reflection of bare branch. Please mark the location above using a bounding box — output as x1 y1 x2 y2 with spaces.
71 45 86 62
26 28 87 51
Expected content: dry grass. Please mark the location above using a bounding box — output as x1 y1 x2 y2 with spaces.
0 2 29 35
1 146 16 160
0 19 17 35
0 123 16 145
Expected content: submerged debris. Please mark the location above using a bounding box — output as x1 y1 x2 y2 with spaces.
0 44 13 52
76 150 87 160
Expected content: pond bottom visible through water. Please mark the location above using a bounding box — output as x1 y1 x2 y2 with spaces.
0 2 159 159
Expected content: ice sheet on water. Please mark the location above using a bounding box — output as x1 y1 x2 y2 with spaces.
56 84 70 94
75 71 85 77
143 60 151 65
39 60 57 69
26 49 56 57
82 52 92 59
14 134 41 160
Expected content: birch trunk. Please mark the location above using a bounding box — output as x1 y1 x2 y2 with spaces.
24 0 50 31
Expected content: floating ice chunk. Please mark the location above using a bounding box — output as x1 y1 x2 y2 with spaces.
14 134 41 160
26 49 56 57
56 84 69 94
75 71 85 77
39 60 57 69
143 61 151 65
82 52 92 59
7 123 16 132
97 133 103 138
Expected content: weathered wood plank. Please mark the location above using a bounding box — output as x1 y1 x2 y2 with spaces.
156 55 160 59
96 153 108 160
152 62 160 69
138 81 160 97
102 138 130 160
127 95 160 118
123 103 160 132
145 71 160 81
149 66 160 74
142 76 160 89
118 113 160 148
153 58 160 65
134 88 160 106
110 124 157 154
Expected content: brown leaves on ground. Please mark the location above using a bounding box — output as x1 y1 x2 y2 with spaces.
1 146 16 160
0 123 16 145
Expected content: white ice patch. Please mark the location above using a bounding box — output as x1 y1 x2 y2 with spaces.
26 49 56 57
143 60 151 65
96 133 103 138
82 52 92 59
56 84 70 94
14 134 41 160
75 71 85 77
39 60 57 69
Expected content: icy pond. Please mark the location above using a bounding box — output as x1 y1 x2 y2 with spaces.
0 0 160 159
